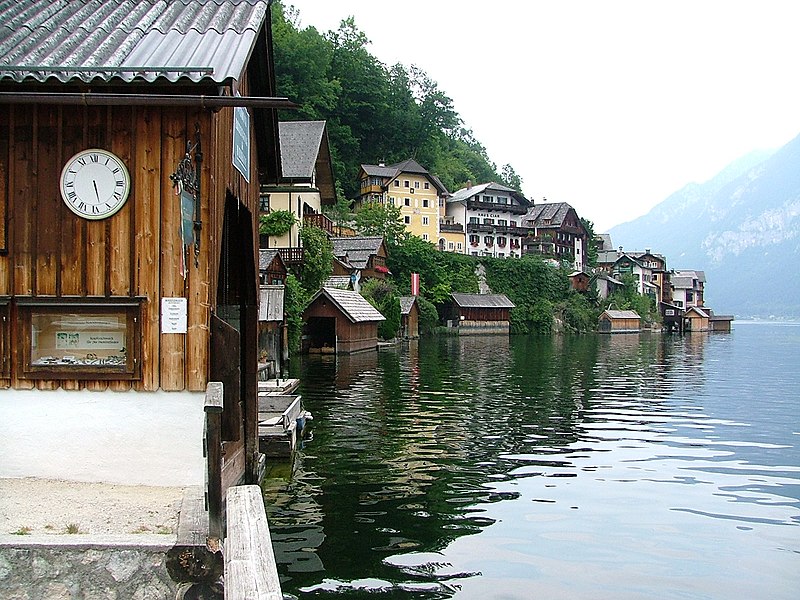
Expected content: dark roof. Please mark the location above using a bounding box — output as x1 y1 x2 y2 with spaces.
258 249 284 271
0 0 269 85
398 296 417 315
524 202 577 228
451 293 515 309
360 158 449 195
309 287 385 323
448 182 531 207
331 236 385 270
279 121 325 179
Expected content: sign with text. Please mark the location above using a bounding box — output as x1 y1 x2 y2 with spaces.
232 106 251 182
161 297 188 334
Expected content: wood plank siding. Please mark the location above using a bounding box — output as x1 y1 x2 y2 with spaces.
0 92 262 392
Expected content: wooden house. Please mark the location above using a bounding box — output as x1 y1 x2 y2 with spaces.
598 310 641 333
399 296 420 339
522 202 589 271
259 249 288 285
569 271 591 292
302 287 385 354
0 0 292 491
331 236 390 281
446 293 515 335
709 312 734 333
684 306 711 332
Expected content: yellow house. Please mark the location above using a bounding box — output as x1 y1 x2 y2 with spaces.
357 158 449 244
261 120 336 249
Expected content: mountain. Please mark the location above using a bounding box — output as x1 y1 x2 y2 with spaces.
608 133 800 319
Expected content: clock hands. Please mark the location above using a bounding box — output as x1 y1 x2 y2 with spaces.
93 179 100 202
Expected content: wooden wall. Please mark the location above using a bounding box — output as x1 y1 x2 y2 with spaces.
0 95 262 392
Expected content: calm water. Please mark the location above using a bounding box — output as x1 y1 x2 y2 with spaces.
263 323 800 599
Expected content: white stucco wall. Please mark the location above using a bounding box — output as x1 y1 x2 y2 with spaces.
0 389 206 487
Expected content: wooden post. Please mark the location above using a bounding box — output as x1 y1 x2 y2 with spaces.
225 485 282 600
204 381 224 539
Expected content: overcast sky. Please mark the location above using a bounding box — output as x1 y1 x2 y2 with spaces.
284 1 800 232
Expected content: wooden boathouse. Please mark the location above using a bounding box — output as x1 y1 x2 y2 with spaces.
446 293 515 335
399 296 420 339
598 309 641 333
303 287 385 354
0 0 294 505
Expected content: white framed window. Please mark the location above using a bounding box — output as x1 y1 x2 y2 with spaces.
404 215 411 224
422 233 429 240
422 199 429 208
422 216 429 225
414 181 420 188
404 198 411 206
424 182 430 189
457 242 463 250
394 180 400 187
448 242 454 250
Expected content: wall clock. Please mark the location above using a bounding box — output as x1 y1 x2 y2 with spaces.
60 149 131 220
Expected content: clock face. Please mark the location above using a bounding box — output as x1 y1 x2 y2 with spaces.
60 149 131 220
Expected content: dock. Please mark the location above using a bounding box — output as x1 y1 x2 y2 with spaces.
257 379 310 458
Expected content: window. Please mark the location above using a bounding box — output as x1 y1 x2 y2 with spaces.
404 180 410 188
448 242 454 250
439 198 444 207
424 182 430 189
497 237 507 247
457 243 463 250
469 217 479 224
17 298 143 380
497 196 508 205
422 199 429 208
404 198 411 207
483 196 493 203
404 215 411 224
389 197 395 205
394 180 400 187
484 236 494 246
469 235 479 245
497 219 507 226
422 233 429 241
422 216 429 225
483 218 494 225
414 181 420 188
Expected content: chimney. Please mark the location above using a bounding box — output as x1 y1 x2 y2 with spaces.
466 180 472 189
618 246 623 256
645 248 651 254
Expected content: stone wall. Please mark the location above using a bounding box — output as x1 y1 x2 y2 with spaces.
0 535 177 600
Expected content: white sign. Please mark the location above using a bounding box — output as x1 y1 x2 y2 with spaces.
161 297 188 334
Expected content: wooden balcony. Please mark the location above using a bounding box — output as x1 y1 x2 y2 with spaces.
303 213 334 236
465 199 528 215
277 247 304 266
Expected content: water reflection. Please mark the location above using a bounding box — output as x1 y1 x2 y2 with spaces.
266 326 800 599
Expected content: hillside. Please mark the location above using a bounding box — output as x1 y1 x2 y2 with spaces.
609 133 800 318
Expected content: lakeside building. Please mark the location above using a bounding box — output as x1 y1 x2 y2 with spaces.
522 202 590 271
671 269 706 309
446 182 532 258
444 293 516 335
356 158 449 244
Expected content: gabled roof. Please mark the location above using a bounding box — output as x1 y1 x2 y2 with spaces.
258 284 284 322
448 182 530 207
523 202 582 229
451 293 515 309
360 158 449 195
331 236 385 270
596 233 614 251
601 310 641 320
0 0 270 85
685 306 710 318
279 121 326 179
399 296 417 315
258 249 286 271
310 287 385 323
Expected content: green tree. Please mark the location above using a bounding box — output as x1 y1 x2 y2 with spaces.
299 226 333 293
500 163 523 192
360 278 401 340
581 217 599 269
283 274 309 353
259 210 296 237
353 201 408 245
415 295 440 335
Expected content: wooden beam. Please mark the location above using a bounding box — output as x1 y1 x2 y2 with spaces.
224 485 282 600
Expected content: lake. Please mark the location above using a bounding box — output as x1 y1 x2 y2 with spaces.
263 323 800 599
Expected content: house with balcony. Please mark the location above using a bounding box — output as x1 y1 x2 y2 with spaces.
671 269 705 309
260 120 337 250
522 202 589 270
356 158 449 244
597 247 672 305
446 182 532 258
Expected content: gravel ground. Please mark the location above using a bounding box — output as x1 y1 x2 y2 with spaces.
0 477 184 536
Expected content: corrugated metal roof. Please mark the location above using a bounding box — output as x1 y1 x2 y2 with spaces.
279 121 326 180
602 310 640 320
0 0 269 84
451 293 515 309
258 284 284 322
312 287 385 323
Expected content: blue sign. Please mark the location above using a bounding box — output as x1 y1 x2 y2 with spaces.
232 106 250 182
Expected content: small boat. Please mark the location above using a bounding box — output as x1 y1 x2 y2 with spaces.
257 383 311 458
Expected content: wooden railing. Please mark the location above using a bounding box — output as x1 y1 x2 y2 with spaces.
204 381 224 539
277 247 304 266
303 213 335 235
225 485 283 599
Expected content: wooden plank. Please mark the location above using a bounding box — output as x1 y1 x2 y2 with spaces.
205 381 224 540
133 106 162 391
34 104 59 296
0 104 11 295
224 485 282 600
11 106 34 296
159 108 187 391
109 105 133 297
59 105 85 296
165 486 223 585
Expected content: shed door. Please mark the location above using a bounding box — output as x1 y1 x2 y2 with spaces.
211 313 241 441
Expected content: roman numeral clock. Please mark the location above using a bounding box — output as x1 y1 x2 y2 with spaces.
60 149 131 219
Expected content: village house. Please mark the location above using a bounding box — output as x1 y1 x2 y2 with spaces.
0 0 291 498
671 269 705 309
447 182 532 258
331 236 390 283
260 120 337 264
522 201 589 271
596 247 665 301
356 158 449 244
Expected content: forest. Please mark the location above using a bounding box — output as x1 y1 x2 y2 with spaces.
269 2 657 343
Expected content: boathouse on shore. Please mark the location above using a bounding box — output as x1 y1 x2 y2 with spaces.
446 293 515 335
302 287 385 354
0 0 291 493
598 309 641 333
399 295 420 339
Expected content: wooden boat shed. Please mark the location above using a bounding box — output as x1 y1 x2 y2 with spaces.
0 0 293 494
399 295 420 339
598 309 641 333
446 292 515 335
302 287 385 354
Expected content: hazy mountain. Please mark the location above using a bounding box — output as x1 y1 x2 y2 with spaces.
608 133 800 319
